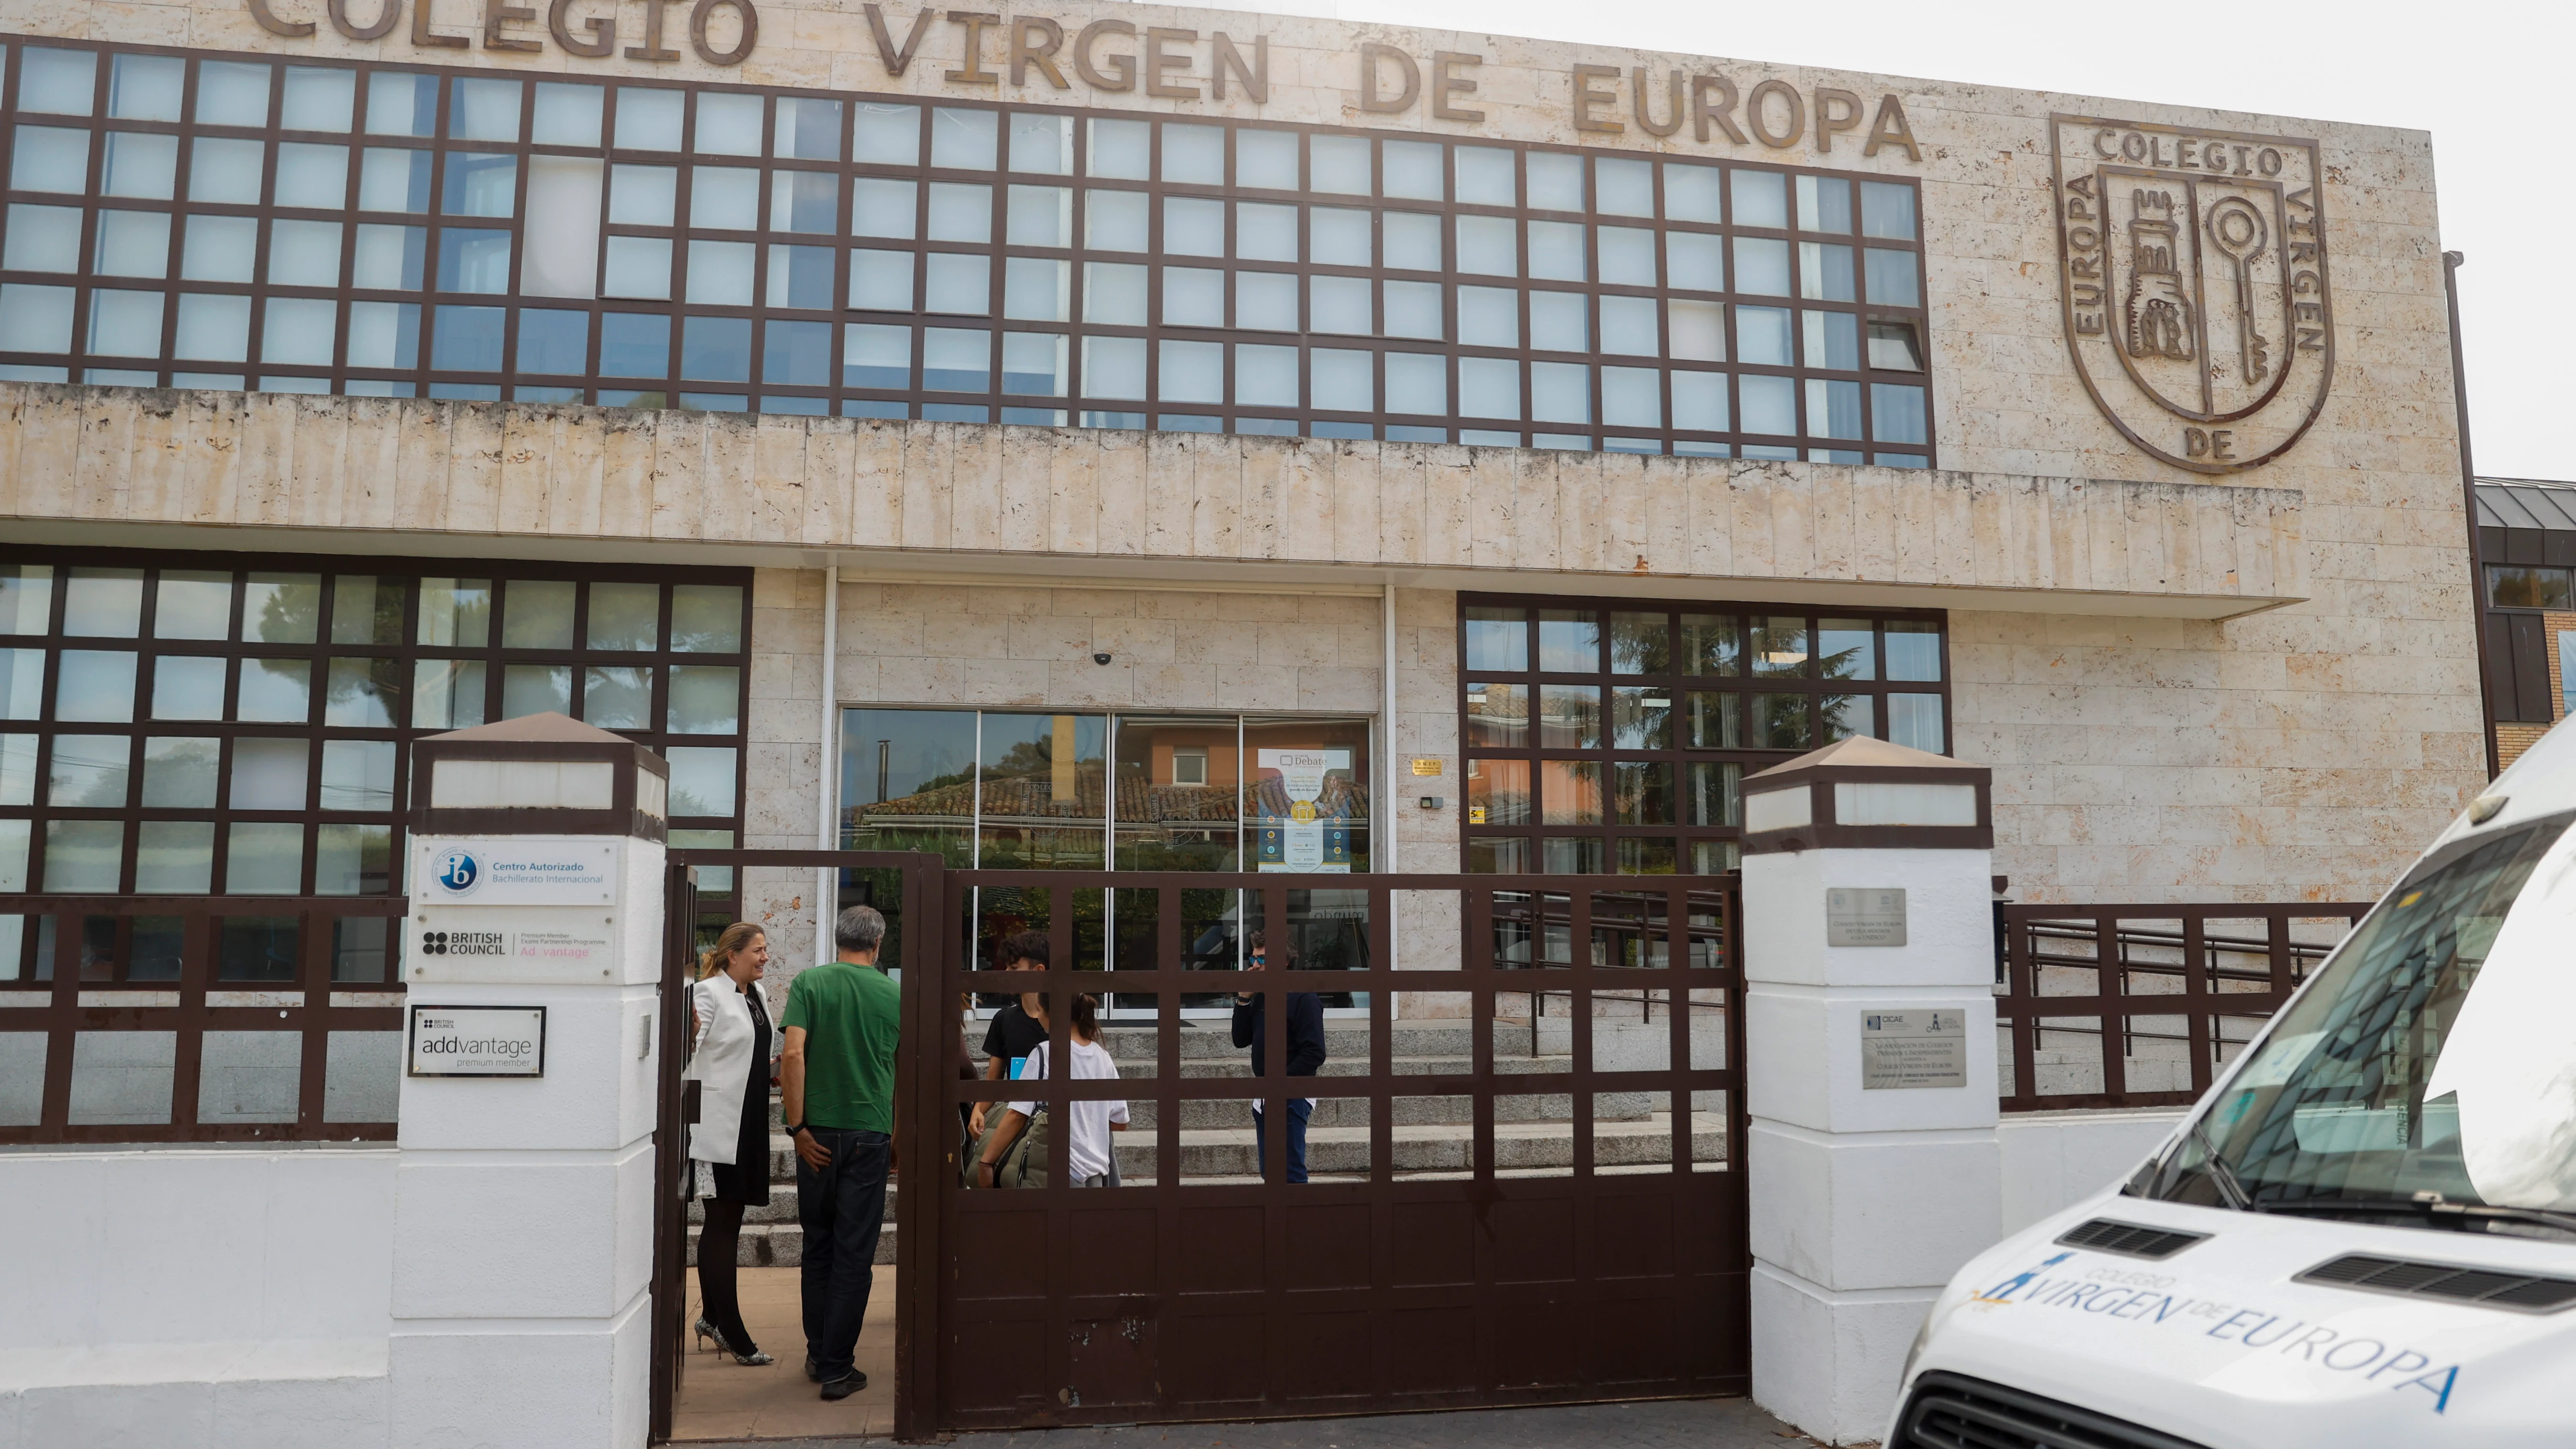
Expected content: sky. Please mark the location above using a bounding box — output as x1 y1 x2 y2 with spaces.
1202 0 2568 479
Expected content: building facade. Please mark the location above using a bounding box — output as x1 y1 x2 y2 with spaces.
2475 476 2576 770
0 0 2484 1000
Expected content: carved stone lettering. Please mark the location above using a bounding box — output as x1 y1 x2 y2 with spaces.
2053 115 2333 475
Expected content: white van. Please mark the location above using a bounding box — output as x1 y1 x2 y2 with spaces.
1890 729 2576 1448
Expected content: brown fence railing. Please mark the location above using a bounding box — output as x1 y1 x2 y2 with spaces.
0 896 406 1143
1996 901 2371 1113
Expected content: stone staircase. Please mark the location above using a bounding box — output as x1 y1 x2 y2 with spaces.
686 1017 1726 1267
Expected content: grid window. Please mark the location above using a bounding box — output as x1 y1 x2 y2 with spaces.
0 551 748 905
0 41 1932 460
1460 596 1948 873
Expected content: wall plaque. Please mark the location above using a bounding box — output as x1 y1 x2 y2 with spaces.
1826 887 1907 946
1859 1009 1966 1090
2052 116 2333 475
408 1004 547 1077
419 838 619 906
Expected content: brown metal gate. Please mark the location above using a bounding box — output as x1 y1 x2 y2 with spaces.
918 868 1749 1433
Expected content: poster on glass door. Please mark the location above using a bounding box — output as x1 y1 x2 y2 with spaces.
1253 749 1353 872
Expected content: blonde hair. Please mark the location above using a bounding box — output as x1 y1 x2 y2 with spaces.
698 922 765 981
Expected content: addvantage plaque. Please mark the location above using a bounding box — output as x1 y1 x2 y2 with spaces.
408 1005 548 1077
1859 1009 1967 1090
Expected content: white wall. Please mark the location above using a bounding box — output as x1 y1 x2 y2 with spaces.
0 1146 396 1449
1996 1107 2187 1234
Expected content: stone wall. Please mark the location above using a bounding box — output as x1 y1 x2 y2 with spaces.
0 0 2492 902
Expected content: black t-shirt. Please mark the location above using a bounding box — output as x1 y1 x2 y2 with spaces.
980 1003 1050 1073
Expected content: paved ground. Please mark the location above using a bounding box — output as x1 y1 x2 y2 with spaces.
687 1394 1836 1449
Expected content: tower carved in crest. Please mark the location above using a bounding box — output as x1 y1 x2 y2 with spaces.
2122 189 2195 362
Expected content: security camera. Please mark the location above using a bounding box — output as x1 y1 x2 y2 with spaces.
1093 651 1113 665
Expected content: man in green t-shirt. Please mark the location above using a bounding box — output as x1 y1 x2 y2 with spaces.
781 904 902 1400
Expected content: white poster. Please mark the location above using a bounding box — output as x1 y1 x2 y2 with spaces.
1254 748 1352 873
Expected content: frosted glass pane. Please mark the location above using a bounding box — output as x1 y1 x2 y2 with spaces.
0 284 74 352
665 746 737 816
346 301 419 368
190 137 267 204
359 148 432 212
848 249 912 311
668 665 740 733
1159 340 1221 405
152 657 226 720
930 107 996 169
689 165 759 229
686 240 754 305
225 823 304 893
1234 343 1296 406
324 1032 402 1122
1456 216 1515 276
1602 366 1660 428
1163 197 1222 258
1600 295 1658 356
1083 336 1145 399
1386 352 1445 414
1531 362 1590 424
4 205 81 272
603 236 672 300
182 216 258 283
11 128 89 193
533 82 603 146
1311 347 1372 412
1083 262 1144 325
926 182 990 243
1088 118 1148 179
1672 371 1728 431
1240 202 1302 262
1162 267 1222 328
198 1032 301 1123
851 177 916 238
263 298 336 365
1459 357 1520 419
19 47 99 116
86 290 164 356
923 253 988 314
236 660 312 725
1002 258 1067 322
1384 211 1440 270
282 67 356 131
136 820 215 892
1311 276 1369 335
515 157 598 301
57 651 139 722
1085 190 1147 251
1235 270 1295 332
267 220 342 286
69 1032 175 1126
275 143 349 208
431 77 515 147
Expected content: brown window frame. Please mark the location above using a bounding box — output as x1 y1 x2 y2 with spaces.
0 543 751 1142
1456 592 1952 874
0 39 1936 464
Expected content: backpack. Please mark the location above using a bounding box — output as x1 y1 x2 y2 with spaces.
963 1105 1048 1189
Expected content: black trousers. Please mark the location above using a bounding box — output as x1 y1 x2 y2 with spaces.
696 1198 754 1351
796 1127 891 1380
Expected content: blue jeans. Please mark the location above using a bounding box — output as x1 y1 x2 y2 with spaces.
796 1127 890 1380
1252 1098 1311 1183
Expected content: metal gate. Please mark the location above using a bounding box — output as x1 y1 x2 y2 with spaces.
652 854 1748 1440
923 868 1747 1432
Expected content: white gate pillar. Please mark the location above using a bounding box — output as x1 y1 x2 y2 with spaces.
388 716 670 1449
1739 738 1999 1445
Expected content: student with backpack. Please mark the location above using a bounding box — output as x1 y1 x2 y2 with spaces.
969 991 1127 1188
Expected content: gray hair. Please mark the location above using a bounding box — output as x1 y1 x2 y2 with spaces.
834 905 887 954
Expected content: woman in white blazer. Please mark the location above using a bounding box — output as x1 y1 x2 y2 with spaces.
687 921 778 1366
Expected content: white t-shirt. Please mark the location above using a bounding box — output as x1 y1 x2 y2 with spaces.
1008 1038 1130 1183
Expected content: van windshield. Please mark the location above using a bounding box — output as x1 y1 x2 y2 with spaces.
2139 814 2576 1227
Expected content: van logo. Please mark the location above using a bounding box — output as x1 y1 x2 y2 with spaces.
2051 116 2334 475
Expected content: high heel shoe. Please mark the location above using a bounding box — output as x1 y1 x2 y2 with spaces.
693 1316 775 1366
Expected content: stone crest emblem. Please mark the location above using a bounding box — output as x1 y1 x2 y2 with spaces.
2051 116 2333 474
